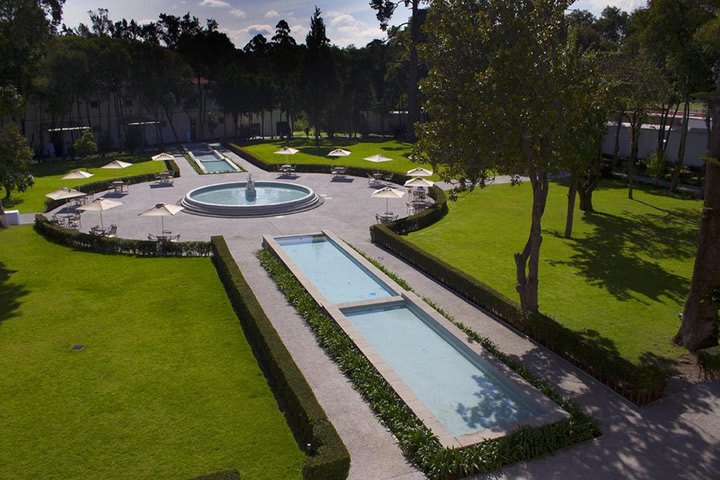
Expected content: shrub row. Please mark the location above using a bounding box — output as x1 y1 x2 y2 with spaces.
698 346 720 379
258 248 598 479
34 214 211 257
44 159 180 212
369 224 669 405
210 237 350 480
385 185 448 234
225 143 407 184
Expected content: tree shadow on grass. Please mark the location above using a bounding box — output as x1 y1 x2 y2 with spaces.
549 208 697 303
0 260 29 327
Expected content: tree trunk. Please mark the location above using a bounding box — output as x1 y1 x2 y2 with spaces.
670 94 691 192
628 116 639 200
269 109 273 139
165 109 179 143
405 0 420 141
515 168 549 313
675 85 720 350
564 173 578 239
613 113 622 165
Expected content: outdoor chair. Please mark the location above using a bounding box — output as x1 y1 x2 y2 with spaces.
106 224 118 238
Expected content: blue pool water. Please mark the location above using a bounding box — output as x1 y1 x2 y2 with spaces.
186 143 237 173
277 236 395 304
342 304 545 436
190 183 308 206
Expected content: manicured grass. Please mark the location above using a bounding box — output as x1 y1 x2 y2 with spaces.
2 152 167 213
0 226 304 480
241 137 435 176
406 180 701 365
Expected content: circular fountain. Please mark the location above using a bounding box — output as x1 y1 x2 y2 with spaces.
181 180 323 217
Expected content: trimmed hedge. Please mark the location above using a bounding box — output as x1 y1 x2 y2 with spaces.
225 143 407 184
44 159 180 212
369 223 669 405
210 237 350 480
34 214 211 257
384 185 448 234
258 248 598 480
698 345 720 379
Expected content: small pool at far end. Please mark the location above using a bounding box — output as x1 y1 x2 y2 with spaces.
276 235 395 304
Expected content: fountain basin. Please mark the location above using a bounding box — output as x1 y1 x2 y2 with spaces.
181 181 323 217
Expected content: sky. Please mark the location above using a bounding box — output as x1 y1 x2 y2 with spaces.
60 0 649 49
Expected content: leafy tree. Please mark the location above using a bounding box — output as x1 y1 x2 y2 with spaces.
0 124 34 214
72 128 96 157
637 0 712 192
302 7 334 145
675 6 720 350
370 0 427 139
558 35 611 238
608 51 665 200
418 0 592 312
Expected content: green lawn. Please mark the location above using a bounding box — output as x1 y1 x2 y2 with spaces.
241 137 435 176
0 226 304 480
406 180 701 365
3 153 167 213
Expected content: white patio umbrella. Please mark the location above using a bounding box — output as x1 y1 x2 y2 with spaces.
404 177 434 188
327 148 351 157
78 198 123 229
45 187 87 201
371 186 406 213
274 146 299 155
363 153 393 163
406 167 433 177
62 170 94 180
138 202 184 232
152 152 175 161
101 160 132 169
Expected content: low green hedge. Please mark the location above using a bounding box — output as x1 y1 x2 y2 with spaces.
34 214 211 257
210 237 350 480
384 185 448 234
258 248 598 480
225 143 406 184
369 224 669 405
698 345 720 379
44 159 180 212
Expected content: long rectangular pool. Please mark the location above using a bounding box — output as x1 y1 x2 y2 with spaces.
342 303 545 436
185 143 239 173
265 231 567 447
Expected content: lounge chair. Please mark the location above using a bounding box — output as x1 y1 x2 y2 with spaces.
106 224 118 238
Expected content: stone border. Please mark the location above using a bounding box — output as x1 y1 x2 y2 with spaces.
263 230 569 448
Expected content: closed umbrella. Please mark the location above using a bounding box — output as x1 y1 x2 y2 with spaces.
274 146 299 155
406 167 433 177
327 148 351 157
363 153 393 163
152 152 174 161
62 170 94 180
138 202 184 233
371 186 406 213
45 187 87 201
404 177 434 188
78 198 123 229
101 160 132 169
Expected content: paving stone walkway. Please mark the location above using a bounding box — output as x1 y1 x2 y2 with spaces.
44 147 720 479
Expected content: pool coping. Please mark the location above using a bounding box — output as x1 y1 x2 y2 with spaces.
263 230 569 449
